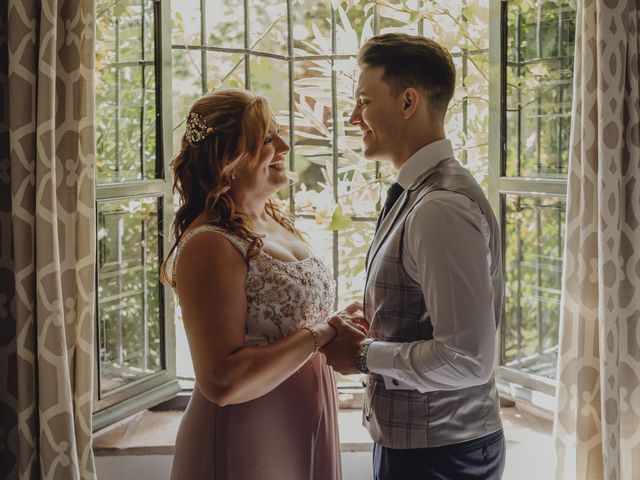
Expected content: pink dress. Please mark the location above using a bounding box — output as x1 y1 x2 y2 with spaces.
171 225 342 480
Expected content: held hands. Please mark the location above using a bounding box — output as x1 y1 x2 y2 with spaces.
320 302 368 375
332 301 370 335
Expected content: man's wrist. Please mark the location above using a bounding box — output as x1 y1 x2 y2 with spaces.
355 338 375 374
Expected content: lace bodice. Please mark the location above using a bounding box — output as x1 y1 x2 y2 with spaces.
174 225 336 346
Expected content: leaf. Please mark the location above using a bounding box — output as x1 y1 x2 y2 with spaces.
113 3 127 17
329 204 353 231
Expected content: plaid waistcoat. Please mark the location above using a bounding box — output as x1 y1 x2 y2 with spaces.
363 158 504 449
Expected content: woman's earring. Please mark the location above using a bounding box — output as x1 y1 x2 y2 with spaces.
231 172 237 180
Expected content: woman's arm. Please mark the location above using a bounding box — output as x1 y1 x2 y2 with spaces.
175 231 335 407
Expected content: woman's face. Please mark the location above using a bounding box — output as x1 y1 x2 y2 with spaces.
231 121 290 200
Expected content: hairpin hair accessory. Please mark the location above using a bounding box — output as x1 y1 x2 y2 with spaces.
185 112 214 146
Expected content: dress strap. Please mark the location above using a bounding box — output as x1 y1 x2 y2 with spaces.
172 225 249 283
182 225 249 255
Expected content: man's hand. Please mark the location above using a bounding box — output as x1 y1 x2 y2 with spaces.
321 314 367 375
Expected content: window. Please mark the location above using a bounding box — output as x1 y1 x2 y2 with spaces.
94 0 178 430
92 0 577 427
170 0 492 387
493 0 575 386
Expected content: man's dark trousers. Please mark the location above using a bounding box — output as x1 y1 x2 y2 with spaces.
373 429 506 480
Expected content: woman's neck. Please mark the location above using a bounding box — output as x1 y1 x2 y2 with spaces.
231 190 270 223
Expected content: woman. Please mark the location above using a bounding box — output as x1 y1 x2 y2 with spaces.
162 89 344 479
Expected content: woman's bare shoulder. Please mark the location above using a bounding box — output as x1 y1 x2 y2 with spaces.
175 227 248 291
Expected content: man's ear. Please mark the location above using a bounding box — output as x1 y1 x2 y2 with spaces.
401 88 421 119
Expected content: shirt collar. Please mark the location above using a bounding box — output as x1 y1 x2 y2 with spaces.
395 139 454 190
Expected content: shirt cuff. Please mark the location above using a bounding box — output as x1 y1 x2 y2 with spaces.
366 341 399 376
366 341 416 390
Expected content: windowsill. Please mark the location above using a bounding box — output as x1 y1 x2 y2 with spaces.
93 408 374 456
496 369 557 421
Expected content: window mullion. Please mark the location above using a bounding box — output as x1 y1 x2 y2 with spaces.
287 0 295 215
141 0 147 179
488 0 505 218
244 0 251 89
331 5 339 309
201 0 207 93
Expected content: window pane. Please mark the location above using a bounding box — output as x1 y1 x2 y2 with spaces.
207 52 246 91
377 0 420 35
205 0 245 48
117 4 143 63
97 0 152 64
248 0 288 55
291 0 332 56
505 0 575 178
338 220 375 306
250 56 290 120
172 0 202 45
97 196 163 395
293 59 333 215
172 0 246 71
335 1 373 55
172 50 203 153
96 0 157 183
503 194 565 379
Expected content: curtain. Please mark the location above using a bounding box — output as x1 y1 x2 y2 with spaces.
553 0 640 479
0 0 96 478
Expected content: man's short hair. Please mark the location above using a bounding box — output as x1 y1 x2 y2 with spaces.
358 33 456 118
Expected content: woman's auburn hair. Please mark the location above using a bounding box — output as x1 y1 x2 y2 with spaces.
160 89 301 287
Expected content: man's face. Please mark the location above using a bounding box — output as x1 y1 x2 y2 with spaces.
349 66 404 161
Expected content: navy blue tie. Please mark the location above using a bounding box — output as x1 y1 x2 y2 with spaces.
375 182 405 233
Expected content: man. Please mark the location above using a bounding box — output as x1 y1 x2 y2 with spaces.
323 33 506 479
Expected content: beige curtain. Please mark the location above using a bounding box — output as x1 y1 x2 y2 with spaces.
0 0 97 478
553 0 640 479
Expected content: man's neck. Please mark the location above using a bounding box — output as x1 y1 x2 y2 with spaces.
390 129 446 170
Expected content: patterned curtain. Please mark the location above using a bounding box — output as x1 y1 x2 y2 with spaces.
553 0 640 479
0 1 96 479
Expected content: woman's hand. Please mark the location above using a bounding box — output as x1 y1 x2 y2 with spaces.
310 321 339 348
332 301 370 335
321 315 368 374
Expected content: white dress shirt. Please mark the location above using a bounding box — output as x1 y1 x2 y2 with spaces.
366 139 497 392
